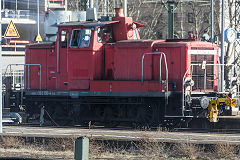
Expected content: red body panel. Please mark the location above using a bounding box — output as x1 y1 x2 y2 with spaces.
25 17 218 93
68 49 91 90
90 81 171 92
114 40 154 80
25 45 50 90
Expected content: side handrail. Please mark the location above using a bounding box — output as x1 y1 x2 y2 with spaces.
182 63 199 116
2 64 24 89
3 64 42 90
182 63 235 116
141 52 168 103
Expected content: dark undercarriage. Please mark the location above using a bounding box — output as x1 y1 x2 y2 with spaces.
7 89 240 129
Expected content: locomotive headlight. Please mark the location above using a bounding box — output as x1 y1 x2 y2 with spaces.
200 96 209 109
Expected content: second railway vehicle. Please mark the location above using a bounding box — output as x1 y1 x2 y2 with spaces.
6 9 240 127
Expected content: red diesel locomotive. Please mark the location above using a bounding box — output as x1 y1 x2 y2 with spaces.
8 9 239 127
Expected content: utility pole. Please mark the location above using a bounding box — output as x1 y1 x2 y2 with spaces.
221 0 225 92
144 0 177 39
103 0 107 16
123 0 127 17
15 0 17 12
83 0 87 10
0 0 3 134
90 0 94 8
144 0 211 39
65 0 68 11
210 0 214 42
37 0 40 42
168 1 175 39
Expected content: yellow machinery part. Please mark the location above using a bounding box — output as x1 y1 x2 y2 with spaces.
225 98 237 107
207 100 218 122
207 98 237 123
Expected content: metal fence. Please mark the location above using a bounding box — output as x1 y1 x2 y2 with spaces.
3 70 24 90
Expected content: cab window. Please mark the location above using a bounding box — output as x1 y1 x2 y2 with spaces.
97 26 113 43
60 30 68 48
70 29 92 48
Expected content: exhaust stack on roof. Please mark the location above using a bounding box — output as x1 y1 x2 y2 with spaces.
115 8 124 17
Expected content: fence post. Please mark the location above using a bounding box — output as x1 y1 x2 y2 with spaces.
74 137 89 160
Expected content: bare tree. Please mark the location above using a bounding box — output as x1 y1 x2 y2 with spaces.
67 0 215 40
128 0 166 39
181 2 210 39
68 0 87 11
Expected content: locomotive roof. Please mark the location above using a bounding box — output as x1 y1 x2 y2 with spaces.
57 21 120 27
57 20 144 28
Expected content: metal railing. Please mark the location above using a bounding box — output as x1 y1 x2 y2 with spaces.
2 40 31 52
3 70 24 90
3 64 24 89
182 63 236 116
3 64 42 90
141 52 168 103
2 9 30 19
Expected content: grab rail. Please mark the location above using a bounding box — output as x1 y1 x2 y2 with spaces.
3 64 24 90
141 52 168 103
182 63 235 116
3 64 42 90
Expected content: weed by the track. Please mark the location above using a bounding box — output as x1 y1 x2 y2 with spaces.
214 142 237 159
172 143 203 159
0 135 240 159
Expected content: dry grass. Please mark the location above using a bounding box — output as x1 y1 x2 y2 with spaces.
173 143 203 159
1 135 240 159
0 136 74 159
214 143 237 159
0 148 73 159
90 139 140 159
47 137 75 151
0 136 25 148
134 135 170 159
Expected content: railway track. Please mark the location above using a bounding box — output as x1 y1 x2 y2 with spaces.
172 128 240 134
3 125 240 145
7 121 240 134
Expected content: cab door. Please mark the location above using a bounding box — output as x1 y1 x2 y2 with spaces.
68 28 92 90
56 29 69 90
47 48 57 90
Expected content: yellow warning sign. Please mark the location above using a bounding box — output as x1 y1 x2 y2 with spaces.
36 34 43 42
4 20 20 38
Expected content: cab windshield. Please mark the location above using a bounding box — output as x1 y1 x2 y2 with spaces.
70 29 92 48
